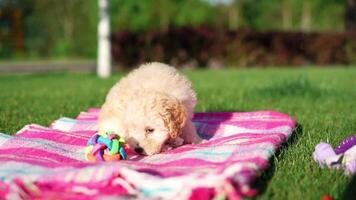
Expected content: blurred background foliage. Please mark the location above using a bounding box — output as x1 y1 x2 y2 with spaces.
111 0 346 32
0 0 354 66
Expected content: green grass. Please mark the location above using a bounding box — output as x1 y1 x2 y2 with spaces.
1 67 356 199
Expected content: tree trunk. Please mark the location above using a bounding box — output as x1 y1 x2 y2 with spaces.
228 1 240 30
97 0 111 78
282 0 292 30
345 0 356 31
301 1 311 32
155 0 170 31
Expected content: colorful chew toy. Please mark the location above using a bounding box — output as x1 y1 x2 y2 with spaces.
85 131 127 162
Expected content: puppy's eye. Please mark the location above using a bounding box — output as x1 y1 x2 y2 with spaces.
145 127 154 134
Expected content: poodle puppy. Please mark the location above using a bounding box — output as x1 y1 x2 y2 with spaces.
97 62 199 155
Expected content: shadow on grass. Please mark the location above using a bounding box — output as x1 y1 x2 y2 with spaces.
248 76 326 100
250 123 303 197
342 176 356 200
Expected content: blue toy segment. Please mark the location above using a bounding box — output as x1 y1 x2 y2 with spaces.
119 146 127 160
97 137 113 150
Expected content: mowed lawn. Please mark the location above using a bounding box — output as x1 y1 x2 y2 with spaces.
0 67 355 199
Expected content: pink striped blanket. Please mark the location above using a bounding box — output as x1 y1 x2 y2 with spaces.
0 108 295 199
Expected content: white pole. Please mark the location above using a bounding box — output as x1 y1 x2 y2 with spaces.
97 0 111 78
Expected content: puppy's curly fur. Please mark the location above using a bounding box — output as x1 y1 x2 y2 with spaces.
98 62 199 155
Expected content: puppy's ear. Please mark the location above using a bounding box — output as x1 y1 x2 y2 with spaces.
160 99 187 139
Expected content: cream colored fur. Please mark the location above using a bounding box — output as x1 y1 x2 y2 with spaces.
98 62 199 155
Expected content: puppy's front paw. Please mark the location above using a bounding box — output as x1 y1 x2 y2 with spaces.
161 145 173 152
200 139 208 144
170 137 184 147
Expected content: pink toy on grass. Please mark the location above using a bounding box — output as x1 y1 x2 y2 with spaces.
334 135 356 154
313 134 356 175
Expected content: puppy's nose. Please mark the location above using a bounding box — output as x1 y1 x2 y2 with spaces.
134 147 144 154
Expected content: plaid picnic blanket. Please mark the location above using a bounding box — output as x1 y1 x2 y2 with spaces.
0 108 295 200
